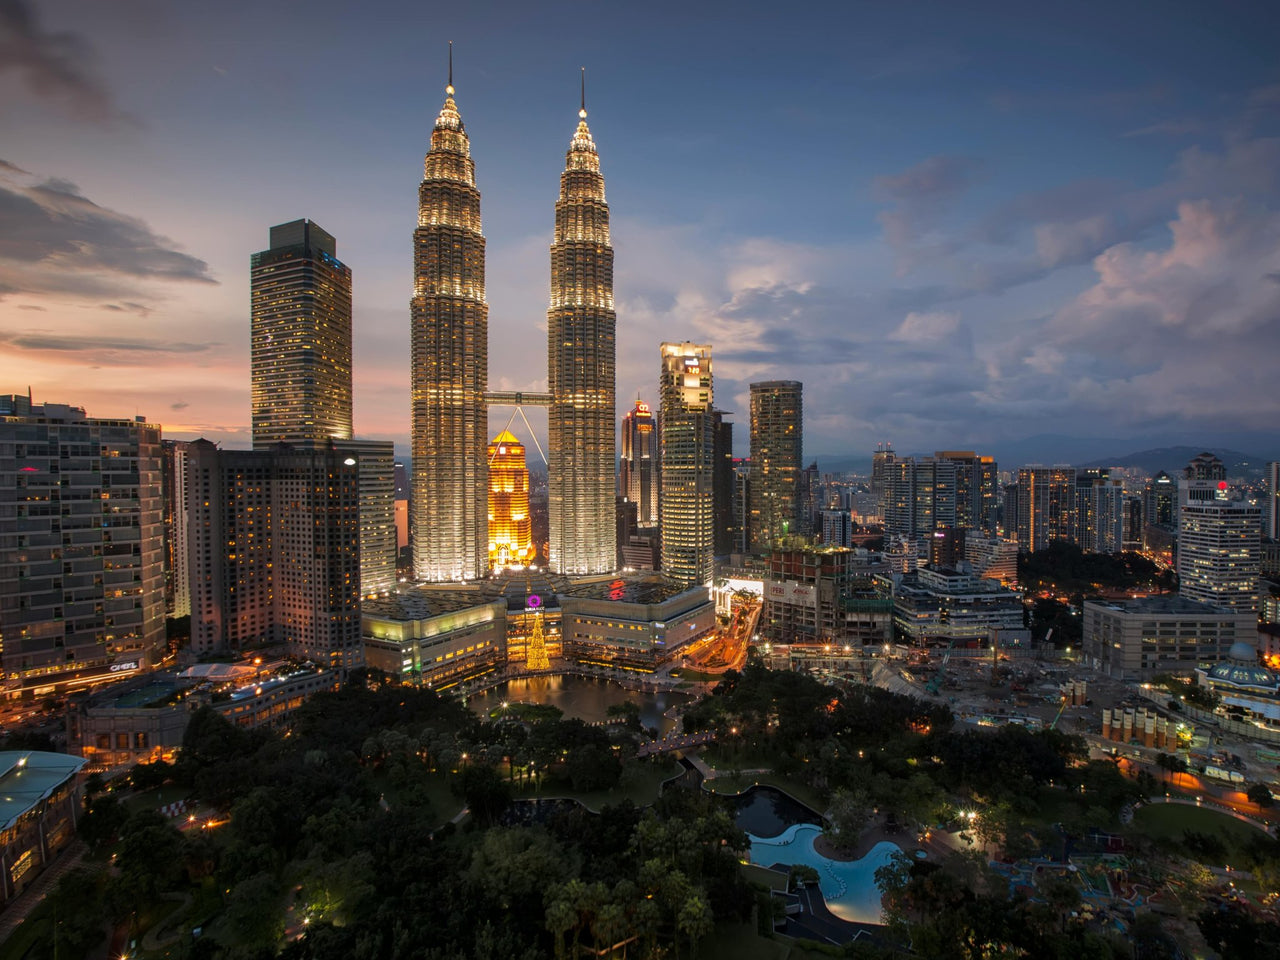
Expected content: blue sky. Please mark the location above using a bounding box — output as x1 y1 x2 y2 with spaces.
2 0 1278 462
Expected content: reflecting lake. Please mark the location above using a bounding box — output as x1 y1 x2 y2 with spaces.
468 674 690 734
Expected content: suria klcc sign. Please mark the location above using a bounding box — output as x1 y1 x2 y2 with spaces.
765 580 817 608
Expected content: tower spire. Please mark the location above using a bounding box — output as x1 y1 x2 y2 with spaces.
447 40 454 95
580 67 586 119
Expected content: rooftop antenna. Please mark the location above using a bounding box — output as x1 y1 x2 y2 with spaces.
580 66 586 119
447 41 454 95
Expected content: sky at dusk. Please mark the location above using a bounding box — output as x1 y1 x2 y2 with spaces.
2 0 1279 464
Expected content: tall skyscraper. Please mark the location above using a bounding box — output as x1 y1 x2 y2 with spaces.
1 396 165 682
620 399 658 526
1015 465 1077 553
748 380 803 551
1178 456 1260 613
659 343 715 586
250 219 352 446
712 410 734 556
488 430 533 570
411 59 489 582
1268 461 1280 541
251 220 394 596
548 79 616 575
871 442 895 518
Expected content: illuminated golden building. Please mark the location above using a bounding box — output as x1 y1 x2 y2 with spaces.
548 74 616 575
488 430 533 570
411 50 489 582
251 219 352 446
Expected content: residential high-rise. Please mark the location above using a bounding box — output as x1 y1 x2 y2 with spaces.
187 440 362 668
1265 461 1279 541
488 430 533 570
1076 469 1124 555
161 440 192 619
659 343 715 586
548 80 616 575
1015 465 1077 553
620 399 658 526
935 451 998 536
1 396 165 682
1178 462 1260 613
250 219 352 446
410 61 489 582
748 380 803 551
881 457 957 546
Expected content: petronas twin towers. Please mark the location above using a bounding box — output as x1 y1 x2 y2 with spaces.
411 60 616 582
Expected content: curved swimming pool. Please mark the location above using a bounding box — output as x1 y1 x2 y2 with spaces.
748 823 899 924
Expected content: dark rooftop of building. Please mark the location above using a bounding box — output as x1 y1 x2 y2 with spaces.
363 585 499 621
558 573 698 605
1087 595 1247 615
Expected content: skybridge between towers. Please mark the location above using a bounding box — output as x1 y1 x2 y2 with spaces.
484 391 551 467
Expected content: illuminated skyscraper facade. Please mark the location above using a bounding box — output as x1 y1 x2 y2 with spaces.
620 399 658 526
411 68 489 582
749 381 802 550
1014 465 1077 553
488 430 533 570
251 220 352 447
659 343 715 586
0 396 165 681
548 88 616 575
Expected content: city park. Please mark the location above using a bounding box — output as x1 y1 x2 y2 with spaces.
5 634 1280 960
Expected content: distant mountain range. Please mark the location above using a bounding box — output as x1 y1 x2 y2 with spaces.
1077 447 1272 478
812 434 1279 477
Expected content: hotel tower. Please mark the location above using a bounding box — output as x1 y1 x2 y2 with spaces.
547 76 617 575
411 57 489 581
250 219 352 446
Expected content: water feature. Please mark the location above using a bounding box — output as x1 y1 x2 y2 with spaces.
748 823 901 925
732 785 823 837
468 674 690 734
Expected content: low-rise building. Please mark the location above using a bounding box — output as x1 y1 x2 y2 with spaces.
891 566 1027 645
559 575 714 671
362 587 507 689
67 662 338 767
0 751 86 904
1083 595 1256 680
1195 642 1280 733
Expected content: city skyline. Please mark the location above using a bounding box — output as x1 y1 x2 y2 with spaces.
2 2 1280 461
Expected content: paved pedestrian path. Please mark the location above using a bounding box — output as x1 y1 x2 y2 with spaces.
0 840 88 943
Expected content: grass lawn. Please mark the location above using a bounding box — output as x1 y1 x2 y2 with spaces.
1129 802 1271 860
670 668 723 683
741 862 789 892
700 743 777 771
375 770 465 825
703 772 826 815
700 920 850 960
122 783 191 815
512 759 681 811
700 920 790 960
